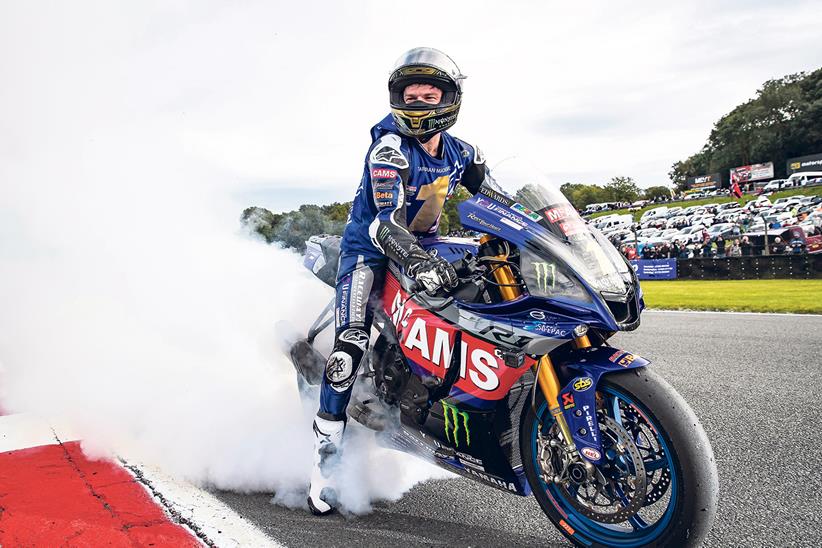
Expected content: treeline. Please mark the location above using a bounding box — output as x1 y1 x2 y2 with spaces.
560 177 672 210
241 186 472 252
670 67 822 190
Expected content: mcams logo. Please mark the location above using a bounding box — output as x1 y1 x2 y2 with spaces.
442 400 471 448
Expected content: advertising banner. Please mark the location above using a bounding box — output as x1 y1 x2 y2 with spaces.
787 153 822 174
807 235 822 255
729 162 774 185
630 259 677 280
685 173 721 190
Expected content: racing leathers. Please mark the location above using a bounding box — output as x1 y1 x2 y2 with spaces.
308 114 487 515
317 114 488 423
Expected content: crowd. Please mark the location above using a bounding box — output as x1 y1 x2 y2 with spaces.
619 231 809 260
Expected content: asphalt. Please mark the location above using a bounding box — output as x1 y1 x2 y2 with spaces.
213 310 822 547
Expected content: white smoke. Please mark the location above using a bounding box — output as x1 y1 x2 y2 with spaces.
0 3 446 514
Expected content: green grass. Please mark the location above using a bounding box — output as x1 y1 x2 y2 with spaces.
640 279 822 314
590 186 822 222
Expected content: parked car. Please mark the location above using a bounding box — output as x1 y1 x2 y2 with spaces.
706 223 741 240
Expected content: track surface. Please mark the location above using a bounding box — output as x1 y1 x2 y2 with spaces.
214 310 822 547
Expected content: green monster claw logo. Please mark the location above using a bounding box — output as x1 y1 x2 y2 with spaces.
532 261 557 293
442 401 470 447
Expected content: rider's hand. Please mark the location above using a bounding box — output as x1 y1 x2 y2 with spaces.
406 253 458 295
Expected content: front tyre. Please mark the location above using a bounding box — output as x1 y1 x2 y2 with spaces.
521 367 718 547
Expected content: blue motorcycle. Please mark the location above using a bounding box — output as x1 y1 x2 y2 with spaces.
293 160 718 547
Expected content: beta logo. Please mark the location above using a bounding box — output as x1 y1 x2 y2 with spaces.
374 191 394 200
573 377 593 391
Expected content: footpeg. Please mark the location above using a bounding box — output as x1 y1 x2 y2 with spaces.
348 398 390 431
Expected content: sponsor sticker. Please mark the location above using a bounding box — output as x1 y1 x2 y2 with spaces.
371 168 398 179
374 191 394 200
511 202 542 223
609 351 636 367
529 310 545 320
580 447 601 461
559 519 575 536
561 392 575 410
573 377 593 392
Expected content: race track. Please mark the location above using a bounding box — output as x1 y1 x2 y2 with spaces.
213 310 822 547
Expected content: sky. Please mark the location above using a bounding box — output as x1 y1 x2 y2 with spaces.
2 0 821 212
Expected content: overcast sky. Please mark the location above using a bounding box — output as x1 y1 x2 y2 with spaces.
2 1 821 212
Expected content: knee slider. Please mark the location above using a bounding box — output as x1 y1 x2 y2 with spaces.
325 328 369 392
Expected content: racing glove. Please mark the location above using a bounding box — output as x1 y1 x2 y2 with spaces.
405 251 459 295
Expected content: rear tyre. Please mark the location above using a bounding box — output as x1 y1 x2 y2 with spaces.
521 367 718 547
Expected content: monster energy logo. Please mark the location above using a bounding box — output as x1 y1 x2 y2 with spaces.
442 401 470 448
532 261 556 292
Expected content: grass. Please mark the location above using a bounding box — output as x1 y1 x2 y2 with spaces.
590 186 822 222
640 279 822 314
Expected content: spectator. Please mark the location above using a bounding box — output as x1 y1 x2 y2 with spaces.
771 236 787 255
740 235 752 256
716 236 726 258
789 236 805 254
729 239 742 257
702 242 712 258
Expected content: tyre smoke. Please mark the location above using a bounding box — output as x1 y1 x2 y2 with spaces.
0 3 445 514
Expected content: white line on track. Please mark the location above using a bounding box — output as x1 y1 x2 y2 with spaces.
122 460 282 548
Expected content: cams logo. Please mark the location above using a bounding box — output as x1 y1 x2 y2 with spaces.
532 261 556 292
442 401 471 448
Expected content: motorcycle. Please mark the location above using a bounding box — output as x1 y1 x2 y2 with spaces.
290 160 718 547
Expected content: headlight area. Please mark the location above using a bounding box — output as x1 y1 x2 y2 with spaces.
519 247 591 303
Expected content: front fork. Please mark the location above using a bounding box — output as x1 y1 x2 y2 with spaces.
535 330 590 452
484 244 590 452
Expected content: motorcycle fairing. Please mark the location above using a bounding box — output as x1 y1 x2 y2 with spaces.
381 381 534 496
383 274 537 405
458 193 631 332
555 347 649 463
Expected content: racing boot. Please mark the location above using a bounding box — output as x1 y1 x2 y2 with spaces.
307 415 344 515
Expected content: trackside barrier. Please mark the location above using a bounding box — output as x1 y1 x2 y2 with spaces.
671 254 822 280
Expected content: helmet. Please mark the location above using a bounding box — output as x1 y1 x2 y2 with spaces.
388 47 465 140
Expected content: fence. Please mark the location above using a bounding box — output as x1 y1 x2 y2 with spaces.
633 254 822 280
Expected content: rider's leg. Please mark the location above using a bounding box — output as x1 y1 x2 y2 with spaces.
308 254 385 515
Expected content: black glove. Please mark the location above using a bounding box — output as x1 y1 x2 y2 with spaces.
405 252 459 295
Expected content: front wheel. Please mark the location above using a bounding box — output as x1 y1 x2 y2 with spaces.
521 367 718 547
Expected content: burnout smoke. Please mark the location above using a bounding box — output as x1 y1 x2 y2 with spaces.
0 3 445 513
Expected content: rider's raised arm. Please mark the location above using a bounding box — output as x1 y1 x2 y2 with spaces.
367 135 429 267
456 140 489 195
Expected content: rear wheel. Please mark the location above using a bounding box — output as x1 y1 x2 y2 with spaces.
521 367 718 547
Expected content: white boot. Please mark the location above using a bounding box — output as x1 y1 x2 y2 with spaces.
307 415 344 515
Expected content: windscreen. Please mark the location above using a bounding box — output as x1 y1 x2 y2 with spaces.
485 158 632 296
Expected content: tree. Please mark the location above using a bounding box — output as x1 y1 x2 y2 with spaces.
643 186 673 202
439 186 471 234
670 68 822 189
604 176 640 203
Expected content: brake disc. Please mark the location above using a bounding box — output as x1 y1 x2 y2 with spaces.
620 403 672 505
560 415 647 524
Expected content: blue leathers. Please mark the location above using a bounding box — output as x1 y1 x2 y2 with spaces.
318 114 487 420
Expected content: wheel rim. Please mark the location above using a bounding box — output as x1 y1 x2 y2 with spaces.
530 384 679 546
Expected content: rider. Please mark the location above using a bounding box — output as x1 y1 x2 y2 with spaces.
308 47 490 515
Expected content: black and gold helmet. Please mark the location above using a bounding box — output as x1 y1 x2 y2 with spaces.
388 47 465 140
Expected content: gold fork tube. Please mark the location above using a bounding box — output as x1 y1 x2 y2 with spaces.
536 355 575 446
